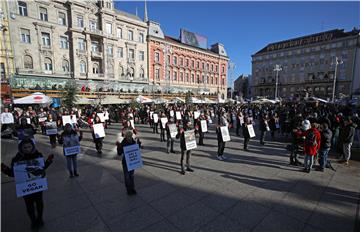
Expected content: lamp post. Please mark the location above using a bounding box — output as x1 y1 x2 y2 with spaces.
163 45 172 95
273 64 282 100
228 62 236 99
331 56 343 103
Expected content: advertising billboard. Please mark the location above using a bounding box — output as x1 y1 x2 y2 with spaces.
180 29 208 49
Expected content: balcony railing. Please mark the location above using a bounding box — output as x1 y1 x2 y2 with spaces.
91 51 103 58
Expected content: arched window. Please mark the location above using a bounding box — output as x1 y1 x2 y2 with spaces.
140 68 144 78
80 61 86 74
62 60 69 72
24 55 33 69
93 62 99 74
119 65 124 77
108 63 114 78
44 57 52 71
129 67 134 77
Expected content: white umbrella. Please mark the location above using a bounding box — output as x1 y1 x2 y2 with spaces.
135 95 153 104
13 92 52 105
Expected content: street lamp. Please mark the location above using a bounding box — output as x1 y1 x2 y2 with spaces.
228 62 236 99
331 56 343 103
273 64 282 100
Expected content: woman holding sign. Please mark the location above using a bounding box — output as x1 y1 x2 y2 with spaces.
92 116 104 154
216 111 230 161
45 114 58 148
59 123 83 177
165 117 177 153
177 120 195 175
1 138 54 229
242 116 254 151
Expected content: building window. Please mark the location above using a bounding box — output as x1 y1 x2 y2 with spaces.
128 49 135 60
78 38 86 51
60 36 69 49
167 55 170 64
128 30 133 41
186 73 189 82
196 74 200 84
106 2 112 9
107 63 114 76
91 42 99 52
89 20 97 31
18 1 28 16
107 45 113 56
20 28 31 43
80 61 86 74
116 27 122 38
222 65 225 73
77 16 84 28
24 55 33 69
58 12 66 26
180 72 183 82
119 66 124 77
186 59 189 67
197 61 200 69
129 67 135 78
117 47 123 58
173 56 177 65
155 68 160 80
202 62 205 70
62 60 69 72
139 51 145 61
180 58 183 66
93 62 99 74
139 33 144 43
0 63 5 79
39 7 48 21
191 60 194 68
155 52 160 63
140 68 145 78
191 74 194 83
106 23 112 35
44 58 52 71
174 71 177 81
41 32 51 47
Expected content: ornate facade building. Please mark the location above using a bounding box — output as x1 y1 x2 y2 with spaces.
7 0 148 94
251 28 360 99
147 21 229 99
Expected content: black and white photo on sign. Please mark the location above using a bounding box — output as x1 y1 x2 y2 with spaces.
45 121 57 135
19 118 31 124
247 124 256 138
220 126 231 142
38 117 47 123
153 114 159 123
184 129 197 150
168 124 178 138
124 144 143 171
63 134 81 156
239 116 244 124
93 123 105 138
13 158 48 197
176 111 182 120
1 112 14 124
62 115 72 126
161 117 168 128
200 120 208 132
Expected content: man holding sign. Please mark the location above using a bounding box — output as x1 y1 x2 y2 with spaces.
216 110 230 161
116 130 141 195
166 117 177 153
177 121 195 175
1 139 54 229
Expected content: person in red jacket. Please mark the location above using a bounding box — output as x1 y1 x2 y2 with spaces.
298 119 321 173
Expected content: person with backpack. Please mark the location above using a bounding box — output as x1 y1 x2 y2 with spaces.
298 119 321 173
317 122 333 172
1 138 54 229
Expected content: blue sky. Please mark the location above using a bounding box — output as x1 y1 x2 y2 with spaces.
115 1 360 84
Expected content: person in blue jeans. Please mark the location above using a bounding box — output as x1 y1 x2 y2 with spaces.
317 122 332 171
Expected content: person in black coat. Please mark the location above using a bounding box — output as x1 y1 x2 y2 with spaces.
1 138 54 229
242 116 253 151
165 117 176 153
177 120 194 175
317 122 333 171
116 130 137 195
16 117 36 141
339 117 357 165
259 114 269 145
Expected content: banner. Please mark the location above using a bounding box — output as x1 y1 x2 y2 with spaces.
93 123 105 138
63 134 80 156
123 144 143 171
153 114 159 123
194 111 200 119
45 121 57 135
160 117 168 128
184 130 197 150
247 124 256 138
200 120 208 132
14 158 48 197
168 124 178 138
220 126 231 142
176 111 182 120
97 113 106 122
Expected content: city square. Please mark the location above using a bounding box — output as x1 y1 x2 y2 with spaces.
1 0 360 231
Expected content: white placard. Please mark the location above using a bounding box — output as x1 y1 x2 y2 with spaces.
1 113 14 124
208 118 213 124
184 130 197 150
200 120 208 132
62 115 72 126
26 118 31 124
104 112 109 120
93 123 105 138
14 158 48 197
64 146 81 156
45 121 57 135
168 124 178 138
176 111 182 120
161 117 168 128
97 113 106 122
247 124 256 138
38 117 47 123
128 113 134 118
194 111 200 119
130 119 135 128
239 116 244 124
220 126 231 142
265 122 270 131
63 134 81 156
124 144 143 171
170 110 174 117
150 111 154 119
153 114 159 123
71 115 77 124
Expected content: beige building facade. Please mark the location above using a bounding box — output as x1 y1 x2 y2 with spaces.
251 29 360 99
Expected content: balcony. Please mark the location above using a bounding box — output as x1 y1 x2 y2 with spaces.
86 28 104 37
76 49 87 56
91 51 103 59
127 58 135 64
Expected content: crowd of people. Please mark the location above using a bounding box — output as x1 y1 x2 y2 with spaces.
1 101 359 229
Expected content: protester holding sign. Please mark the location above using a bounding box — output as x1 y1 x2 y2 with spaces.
216 110 230 161
59 123 83 177
165 117 177 153
177 120 195 175
196 113 207 146
37 108 48 135
242 116 254 151
259 114 270 145
45 114 58 148
1 138 54 229
1 107 15 138
116 130 138 195
91 116 104 154
16 117 36 141
122 120 144 149
152 112 159 134
159 112 167 142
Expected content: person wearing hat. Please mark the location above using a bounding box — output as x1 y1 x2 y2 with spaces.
177 120 194 175
339 116 357 165
1 138 54 229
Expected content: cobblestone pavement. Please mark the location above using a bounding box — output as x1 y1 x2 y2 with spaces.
2 123 360 232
